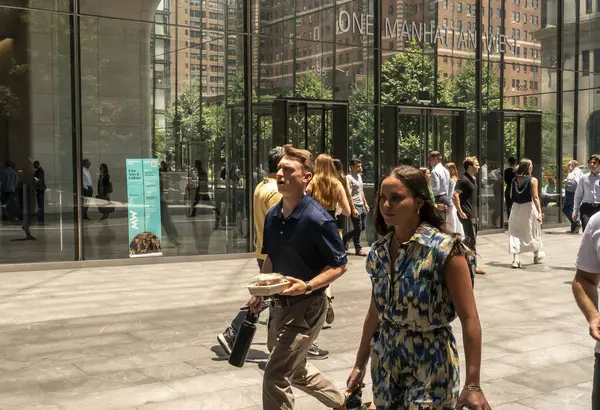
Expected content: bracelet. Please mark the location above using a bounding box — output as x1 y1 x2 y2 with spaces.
464 385 482 392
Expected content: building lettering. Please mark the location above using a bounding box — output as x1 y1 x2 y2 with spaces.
343 11 516 54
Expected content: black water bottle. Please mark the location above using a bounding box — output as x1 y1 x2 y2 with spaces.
228 311 259 368
346 389 364 410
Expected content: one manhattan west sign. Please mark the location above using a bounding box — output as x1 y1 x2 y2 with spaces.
338 11 517 54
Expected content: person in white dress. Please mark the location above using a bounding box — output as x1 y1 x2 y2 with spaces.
508 158 545 268
445 162 465 237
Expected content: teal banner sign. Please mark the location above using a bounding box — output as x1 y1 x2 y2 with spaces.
126 159 162 257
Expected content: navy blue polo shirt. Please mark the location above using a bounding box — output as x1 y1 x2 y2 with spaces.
261 194 348 287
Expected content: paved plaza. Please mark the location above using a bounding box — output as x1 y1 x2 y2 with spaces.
0 226 595 409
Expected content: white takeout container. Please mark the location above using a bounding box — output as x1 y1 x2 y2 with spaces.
246 274 291 296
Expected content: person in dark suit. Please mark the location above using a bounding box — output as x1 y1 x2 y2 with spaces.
33 161 46 223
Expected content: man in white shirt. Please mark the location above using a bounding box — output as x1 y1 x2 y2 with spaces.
82 159 93 220
572 212 600 408
428 151 452 218
564 160 583 233
573 154 600 231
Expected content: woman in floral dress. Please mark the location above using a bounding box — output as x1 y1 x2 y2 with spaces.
346 165 490 410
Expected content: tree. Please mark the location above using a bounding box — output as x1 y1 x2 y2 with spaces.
348 78 375 180
380 41 452 165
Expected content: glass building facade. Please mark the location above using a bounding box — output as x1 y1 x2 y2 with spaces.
0 0 591 264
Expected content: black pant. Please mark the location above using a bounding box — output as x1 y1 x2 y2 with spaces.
562 191 579 231
505 188 513 218
343 205 366 251
229 259 269 337
36 190 45 222
82 187 93 219
580 203 600 232
1 192 14 220
593 353 600 409
460 217 478 253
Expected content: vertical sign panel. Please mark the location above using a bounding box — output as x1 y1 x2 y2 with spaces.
126 159 162 257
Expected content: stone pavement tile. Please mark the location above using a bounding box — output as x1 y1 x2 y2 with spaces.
0 386 49 408
495 342 591 370
517 382 592 410
162 368 264 396
0 362 87 389
505 359 592 393
0 334 138 362
479 378 542 407
477 359 529 382
481 344 514 361
135 363 205 381
136 384 261 410
48 382 182 410
0 403 62 410
492 402 536 410
38 369 156 397
0 320 158 345
489 329 588 353
71 346 213 375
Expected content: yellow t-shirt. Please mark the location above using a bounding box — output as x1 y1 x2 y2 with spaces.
254 177 282 260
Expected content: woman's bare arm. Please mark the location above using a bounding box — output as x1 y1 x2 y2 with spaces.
444 254 482 387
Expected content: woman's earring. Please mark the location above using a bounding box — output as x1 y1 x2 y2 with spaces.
416 207 420 215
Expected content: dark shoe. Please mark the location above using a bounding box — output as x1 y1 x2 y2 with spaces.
326 297 335 325
355 249 367 257
217 329 235 356
308 343 328 360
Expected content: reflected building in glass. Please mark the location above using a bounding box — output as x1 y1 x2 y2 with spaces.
0 0 592 265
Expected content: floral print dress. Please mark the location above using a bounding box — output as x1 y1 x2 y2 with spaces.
365 223 476 409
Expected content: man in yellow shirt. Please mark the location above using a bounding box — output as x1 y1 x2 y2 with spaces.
217 147 329 359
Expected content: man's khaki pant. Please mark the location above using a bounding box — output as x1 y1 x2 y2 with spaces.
263 293 345 410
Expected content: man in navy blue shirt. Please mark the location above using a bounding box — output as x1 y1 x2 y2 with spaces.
249 144 348 410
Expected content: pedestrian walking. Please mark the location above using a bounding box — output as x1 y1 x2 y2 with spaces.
343 158 370 256
429 150 452 219
573 154 600 231
446 161 465 237
307 154 351 327
249 144 349 410
563 159 583 233
504 157 517 219
454 156 485 275
97 163 114 220
218 146 328 361
508 158 545 268
346 165 490 410
571 211 600 409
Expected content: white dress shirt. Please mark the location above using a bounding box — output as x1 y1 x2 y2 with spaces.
565 167 583 193
574 172 600 216
430 163 452 206
82 167 93 189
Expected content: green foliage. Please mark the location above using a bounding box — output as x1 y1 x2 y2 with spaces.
381 41 452 106
348 79 375 178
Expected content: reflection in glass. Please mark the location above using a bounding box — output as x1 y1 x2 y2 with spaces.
0 8 75 263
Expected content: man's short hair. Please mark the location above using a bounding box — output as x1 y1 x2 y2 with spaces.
463 156 478 171
267 146 284 174
429 151 442 160
349 158 362 167
508 157 517 165
283 144 314 173
589 154 600 164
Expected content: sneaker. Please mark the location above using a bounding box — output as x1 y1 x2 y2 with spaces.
217 329 235 356
355 249 367 257
534 251 545 264
326 297 335 325
308 343 329 360
511 259 521 269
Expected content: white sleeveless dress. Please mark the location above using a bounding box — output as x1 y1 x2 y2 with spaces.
447 179 465 237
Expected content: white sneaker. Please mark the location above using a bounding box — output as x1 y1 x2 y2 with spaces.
534 251 545 264
512 259 521 269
